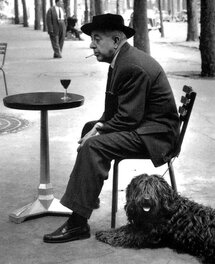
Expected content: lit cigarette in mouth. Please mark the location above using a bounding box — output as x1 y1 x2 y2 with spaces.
85 54 94 58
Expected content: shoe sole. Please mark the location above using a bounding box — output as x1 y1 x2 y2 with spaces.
43 233 91 243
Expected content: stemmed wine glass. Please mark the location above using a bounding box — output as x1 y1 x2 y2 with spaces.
60 79 71 101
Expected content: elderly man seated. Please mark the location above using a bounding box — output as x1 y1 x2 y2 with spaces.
43 13 180 243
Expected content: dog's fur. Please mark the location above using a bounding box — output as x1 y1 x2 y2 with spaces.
96 174 215 263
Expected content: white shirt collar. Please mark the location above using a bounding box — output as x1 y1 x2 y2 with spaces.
110 40 127 69
55 6 63 19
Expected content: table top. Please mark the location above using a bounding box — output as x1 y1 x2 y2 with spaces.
3 92 84 111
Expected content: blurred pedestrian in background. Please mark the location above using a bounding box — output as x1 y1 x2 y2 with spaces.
66 15 83 40
46 0 66 58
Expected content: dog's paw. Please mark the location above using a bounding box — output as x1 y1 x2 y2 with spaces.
95 225 134 247
96 229 117 245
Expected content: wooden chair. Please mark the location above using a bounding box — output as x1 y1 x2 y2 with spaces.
111 85 197 228
0 43 8 96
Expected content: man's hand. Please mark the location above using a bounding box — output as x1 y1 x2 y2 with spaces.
77 122 103 152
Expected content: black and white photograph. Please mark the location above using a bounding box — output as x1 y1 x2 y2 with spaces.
0 0 214 263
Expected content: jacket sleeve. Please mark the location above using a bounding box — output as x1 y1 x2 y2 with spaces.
46 9 53 34
98 66 151 133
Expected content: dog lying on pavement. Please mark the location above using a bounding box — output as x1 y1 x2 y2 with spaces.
96 174 215 264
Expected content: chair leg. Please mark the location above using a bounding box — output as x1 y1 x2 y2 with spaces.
168 160 177 192
111 160 119 228
1 69 8 96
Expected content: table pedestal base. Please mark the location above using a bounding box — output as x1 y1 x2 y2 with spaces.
9 183 72 224
9 198 72 224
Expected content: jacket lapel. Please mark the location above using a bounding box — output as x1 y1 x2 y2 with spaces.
53 7 58 21
109 42 131 92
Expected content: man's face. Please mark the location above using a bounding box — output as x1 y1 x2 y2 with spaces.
56 0 63 7
90 31 116 63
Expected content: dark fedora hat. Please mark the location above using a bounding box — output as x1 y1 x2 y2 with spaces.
81 13 135 39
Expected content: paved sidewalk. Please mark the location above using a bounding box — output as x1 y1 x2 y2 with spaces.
0 23 215 264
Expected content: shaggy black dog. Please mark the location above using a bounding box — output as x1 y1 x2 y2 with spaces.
96 174 215 263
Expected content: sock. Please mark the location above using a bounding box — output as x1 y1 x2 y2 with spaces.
68 212 87 226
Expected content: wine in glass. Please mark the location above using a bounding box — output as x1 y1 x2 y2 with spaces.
61 79 71 101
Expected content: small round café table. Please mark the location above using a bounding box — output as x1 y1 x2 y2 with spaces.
3 92 84 223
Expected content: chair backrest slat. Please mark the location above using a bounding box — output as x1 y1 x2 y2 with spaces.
174 85 196 157
183 85 193 93
0 43 7 68
180 95 190 105
179 106 187 116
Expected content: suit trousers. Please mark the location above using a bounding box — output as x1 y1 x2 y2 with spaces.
60 121 149 219
49 21 66 56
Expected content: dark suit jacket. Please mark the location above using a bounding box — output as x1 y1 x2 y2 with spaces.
46 6 65 35
98 42 180 167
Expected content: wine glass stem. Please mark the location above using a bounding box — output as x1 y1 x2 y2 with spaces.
65 89 67 98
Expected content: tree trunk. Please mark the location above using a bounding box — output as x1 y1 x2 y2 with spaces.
14 0 19 24
171 0 175 20
116 0 120 14
63 0 71 17
133 0 150 54
34 0 42 30
42 0 47 31
167 0 171 16
84 0 89 23
186 0 198 41
200 0 215 76
127 0 131 9
50 0 53 6
74 0 77 17
158 0 164 37
21 0 28 27
90 0 95 21
94 0 103 15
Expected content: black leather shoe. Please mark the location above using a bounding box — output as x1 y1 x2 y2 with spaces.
43 221 90 243
53 53 62 58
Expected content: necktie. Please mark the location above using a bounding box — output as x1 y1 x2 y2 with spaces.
59 8 61 19
106 66 113 92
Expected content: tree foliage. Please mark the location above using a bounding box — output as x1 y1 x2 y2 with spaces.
0 0 9 7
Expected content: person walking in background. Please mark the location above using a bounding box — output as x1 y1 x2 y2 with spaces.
66 15 83 40
46 0 66 58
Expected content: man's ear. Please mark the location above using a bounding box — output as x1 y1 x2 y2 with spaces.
113 36 120 49
114 36 120 44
